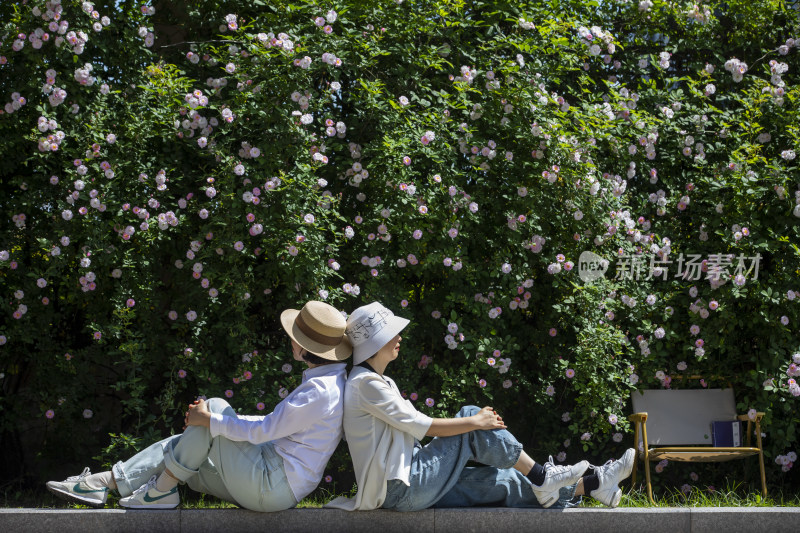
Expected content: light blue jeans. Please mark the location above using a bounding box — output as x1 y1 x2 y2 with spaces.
382 405 580 511
112 398 297 512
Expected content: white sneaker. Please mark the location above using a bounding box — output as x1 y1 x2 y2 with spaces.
532 457 589 508
590 448 635 508
119 475 179 509
46 467 108 508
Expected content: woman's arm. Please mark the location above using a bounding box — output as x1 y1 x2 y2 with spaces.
425 406 506 437
185 386 325 444
358 376 507 439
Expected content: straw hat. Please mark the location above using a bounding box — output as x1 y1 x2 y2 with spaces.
346 302 410 365
280 301 352 361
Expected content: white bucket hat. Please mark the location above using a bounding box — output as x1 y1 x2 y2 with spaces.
346 302 410 365
280 301 352 361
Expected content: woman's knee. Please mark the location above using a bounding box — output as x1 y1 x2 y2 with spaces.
206 397 233 415
456 405 481 418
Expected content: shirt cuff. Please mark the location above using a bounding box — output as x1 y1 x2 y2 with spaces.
208 412 225 438
408 412 434 441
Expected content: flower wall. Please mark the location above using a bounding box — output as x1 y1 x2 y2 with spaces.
1 0 799 494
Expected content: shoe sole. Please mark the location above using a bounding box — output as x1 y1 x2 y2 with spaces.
119 502 179 509
622 449 635 478
536 492 558 508
609 450 635 509
609 489 622 508
46 484 106 508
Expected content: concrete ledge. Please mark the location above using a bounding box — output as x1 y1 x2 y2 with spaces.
433 507 691 533
0 509 180 533
181 508 435 533
690 507 800 533
1 507 798 533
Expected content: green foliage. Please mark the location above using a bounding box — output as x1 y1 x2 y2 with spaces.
1 0 799 496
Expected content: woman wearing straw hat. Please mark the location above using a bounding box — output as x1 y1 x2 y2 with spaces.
326 302 634 512
46 301 352 512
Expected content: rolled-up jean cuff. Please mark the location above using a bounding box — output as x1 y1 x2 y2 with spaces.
163 439 201 482
504 440 524 470
112 461 135 498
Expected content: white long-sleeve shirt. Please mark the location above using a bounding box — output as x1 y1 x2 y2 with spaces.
209 363 347 502
325 365 433 511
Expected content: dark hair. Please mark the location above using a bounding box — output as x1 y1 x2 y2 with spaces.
302 352 338 366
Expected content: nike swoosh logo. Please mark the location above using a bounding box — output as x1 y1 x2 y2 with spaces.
143 489 176 503
72 483 106 494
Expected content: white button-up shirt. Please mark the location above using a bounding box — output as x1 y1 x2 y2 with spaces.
209 363 347 502
326 365 433 511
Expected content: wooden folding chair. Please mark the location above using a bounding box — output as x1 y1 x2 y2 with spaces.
628 388 766 503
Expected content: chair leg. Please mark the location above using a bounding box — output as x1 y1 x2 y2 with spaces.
632 424 640 486
755 421 767 499
641 423 654 504
758 451 767 499
644 458 654 504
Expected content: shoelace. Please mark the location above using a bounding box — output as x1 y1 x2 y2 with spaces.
584 458 619 482
65 467 91 482
132 475 159 496
544 455 574 472
588 458 614 471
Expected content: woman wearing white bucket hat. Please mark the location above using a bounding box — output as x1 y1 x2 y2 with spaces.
47 301 352 512
326 302 635 512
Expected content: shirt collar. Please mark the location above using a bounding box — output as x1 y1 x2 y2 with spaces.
302 362 347 382
351 364 389 382
355 360 388 381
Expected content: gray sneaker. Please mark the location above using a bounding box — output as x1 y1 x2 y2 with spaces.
532 457 589 508
46 467 108 508
119 475 179 509
590 448 635 507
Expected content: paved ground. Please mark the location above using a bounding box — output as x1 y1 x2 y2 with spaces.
2 507 799 533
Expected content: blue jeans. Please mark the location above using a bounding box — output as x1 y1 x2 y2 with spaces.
112 398 297 512
382 405 580 511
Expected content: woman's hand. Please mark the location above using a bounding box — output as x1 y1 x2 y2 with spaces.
184 398 211 429
471 406 506 430
426 406 507 437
